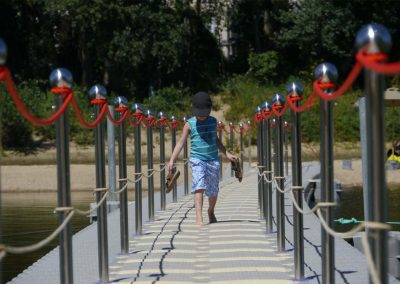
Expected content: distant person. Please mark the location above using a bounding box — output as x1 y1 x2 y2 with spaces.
387 141 400 159
168 92 237 225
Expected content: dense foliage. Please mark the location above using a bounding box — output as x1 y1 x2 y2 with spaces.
1 0 400 149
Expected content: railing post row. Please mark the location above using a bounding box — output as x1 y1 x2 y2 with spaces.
159 112 167 210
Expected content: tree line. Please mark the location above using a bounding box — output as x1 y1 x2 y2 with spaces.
1 0 400 149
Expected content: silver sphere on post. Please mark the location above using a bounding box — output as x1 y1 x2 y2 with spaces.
262 101 272 111
355 23 392 54
314 63 338 83
255 106 262 114
171 115 178 122
0 38 7 66
145 109 154 117
271 93 286 106
131 103 144 113
158 111 167 119
89 84 107 99
49 68 73 88
287 81 304 97
114 96 128 108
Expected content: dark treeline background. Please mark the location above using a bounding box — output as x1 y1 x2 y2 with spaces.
1 0 400 149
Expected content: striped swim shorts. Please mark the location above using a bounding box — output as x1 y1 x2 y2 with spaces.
190 157 220 197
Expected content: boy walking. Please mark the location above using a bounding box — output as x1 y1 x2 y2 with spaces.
168 92 237 225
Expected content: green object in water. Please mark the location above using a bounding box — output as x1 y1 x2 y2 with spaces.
334 218 400 225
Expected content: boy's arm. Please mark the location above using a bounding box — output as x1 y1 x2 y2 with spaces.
216 136 237 161
168 123 190 172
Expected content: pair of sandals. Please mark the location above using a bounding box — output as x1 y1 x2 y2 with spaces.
231 157 243 182
166 168 180 193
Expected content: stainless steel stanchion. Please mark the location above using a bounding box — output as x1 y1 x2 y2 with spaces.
284 121 289 177
255 107 263 218
262 102 273 233
132 103 144 235
115 97 129 254
171 115 178 202
146 110 155 221
50 68 73 284
229 122 234 177
287 82 305 280
239 123 244 169
107 105 117 207
356 23 390 283
272 93 286 251
259 118 265 219
183 117 189 195
315 63 337 284
218 121 224 181
247 121 252 166
89 84 109 282
158 111 167 210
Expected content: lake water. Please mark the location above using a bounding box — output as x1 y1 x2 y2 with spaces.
334 186 400 232
0 192 94 283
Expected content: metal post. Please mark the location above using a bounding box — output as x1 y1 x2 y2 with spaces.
90 84 109 282
247 121 252 166
287 82 305 280
254 110 263 218
171 116 178 202
218 121 224 181
259 119 265 219
107 105 116 207
55 90 73 284
147 112 155 221
315 63 337 284
239 123 244 170
364 69 388 284
115 98 128 254
284 122 289 176
159 112 166 210
262 102 273 233
356 24 390 283
358 97 370 221
229 122 234 177
275 114 285 251
183 117 189 195
133 110 143 235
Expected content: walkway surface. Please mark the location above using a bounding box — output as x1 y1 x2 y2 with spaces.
9 162 400 283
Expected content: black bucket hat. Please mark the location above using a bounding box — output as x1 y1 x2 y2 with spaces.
192 91 212 117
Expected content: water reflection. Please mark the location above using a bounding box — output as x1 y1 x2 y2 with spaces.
0 192 94 283
335 186 400 232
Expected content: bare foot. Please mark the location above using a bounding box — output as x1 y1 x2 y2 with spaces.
208 211 217 224
196 221 205 226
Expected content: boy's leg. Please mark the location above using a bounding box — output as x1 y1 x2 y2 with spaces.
208 196 218 223
194 189 205 225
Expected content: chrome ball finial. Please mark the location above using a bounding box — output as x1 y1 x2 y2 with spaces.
158 111 166 118
145 109 153 117
49 68 73 88
262 101 272 111
114 96 128 107
255 106 262 114
171 115 177 121
89 84 107 99
287 81 304 97
314 63 338 83
271 93 286 106
355 23 392 54
131 103 144 113
0 38 7 66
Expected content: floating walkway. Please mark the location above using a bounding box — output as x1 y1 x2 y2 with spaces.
9 163 400 283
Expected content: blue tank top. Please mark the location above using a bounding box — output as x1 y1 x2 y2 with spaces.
188 116 218 161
